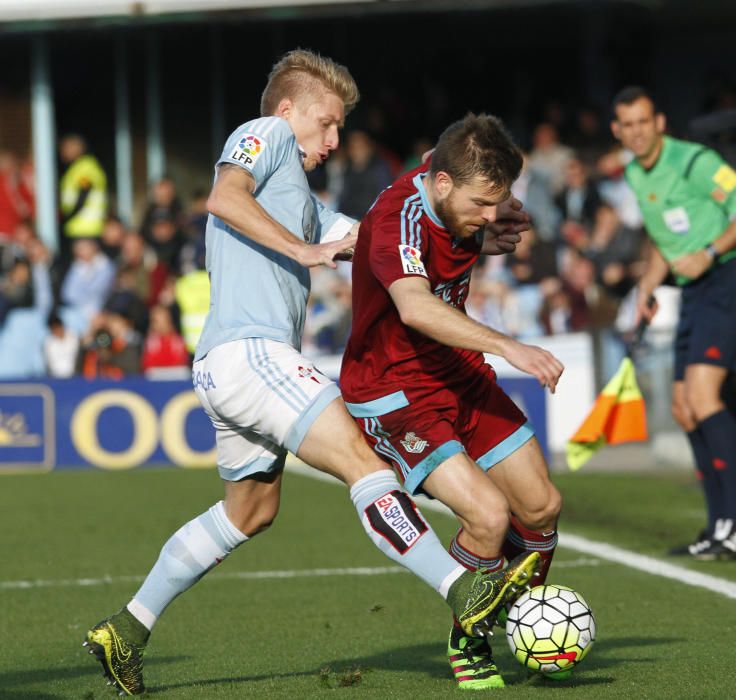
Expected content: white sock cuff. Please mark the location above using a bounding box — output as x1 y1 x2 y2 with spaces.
127 599 157 631
210 501 249 548
438 565 466 600
349 470 401 506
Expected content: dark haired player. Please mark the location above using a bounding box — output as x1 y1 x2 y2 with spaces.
341 113 566 688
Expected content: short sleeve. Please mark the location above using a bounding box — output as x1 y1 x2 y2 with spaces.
216 118 293 189
687 148 736 218
369 216 429 290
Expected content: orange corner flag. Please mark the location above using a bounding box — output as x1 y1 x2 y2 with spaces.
566 357 648 471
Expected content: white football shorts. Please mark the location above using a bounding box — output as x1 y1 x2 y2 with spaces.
193 338 341 481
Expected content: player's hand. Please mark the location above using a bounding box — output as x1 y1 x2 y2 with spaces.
296 232 358 269
501 339 564 394
334 223 359 261
634 288 659 327
484 230 522 254
483 198 530 254
670 250 712 281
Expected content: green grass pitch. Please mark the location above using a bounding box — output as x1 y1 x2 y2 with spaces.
1 465 735 698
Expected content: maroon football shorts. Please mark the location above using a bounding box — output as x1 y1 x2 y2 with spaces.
348 367 533 495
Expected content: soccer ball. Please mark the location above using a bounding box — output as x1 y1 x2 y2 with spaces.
505 584 596 676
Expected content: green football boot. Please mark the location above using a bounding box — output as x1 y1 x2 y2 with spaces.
448 624 505 690
448 552 540 637
83 608 149 696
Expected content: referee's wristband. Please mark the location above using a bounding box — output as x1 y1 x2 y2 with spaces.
704 243 718 261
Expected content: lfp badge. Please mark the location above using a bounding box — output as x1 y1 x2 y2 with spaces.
229 133 265 168
399 245 427 276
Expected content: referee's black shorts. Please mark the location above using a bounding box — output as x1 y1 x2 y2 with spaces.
674 257 736 381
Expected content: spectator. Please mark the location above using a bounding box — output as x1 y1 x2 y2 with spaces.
0 150 34 242
0 257 34 325
119 231 156 305
104 268 149 335
512 153 561 242
555 156 603 230
586 204 644 302
58 134 108 259
567 106 610 165
174 251 209 355
25 237 54 320
146 210 185 276
100 216 127 262
44 312 80 378
141 304 190 378
528 122 573 196
139 177 182 241
336 130 393 219
506 225 559 286
59 238 116 334
78 311 141 379
596 146 644 230
178 191 209 274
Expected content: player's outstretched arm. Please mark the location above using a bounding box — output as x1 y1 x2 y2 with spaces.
388 276 564 392
207 164 353 269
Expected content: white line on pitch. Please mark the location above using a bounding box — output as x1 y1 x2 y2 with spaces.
286 461 736 601
0 558 604 592
0 566 407 591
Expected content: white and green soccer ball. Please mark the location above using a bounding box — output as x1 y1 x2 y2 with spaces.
505 584 596 675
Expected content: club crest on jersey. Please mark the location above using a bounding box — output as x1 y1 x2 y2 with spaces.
398 245 427 276
229 133 265 168
297 365 322 384
365 491 428 553
400 431 428 454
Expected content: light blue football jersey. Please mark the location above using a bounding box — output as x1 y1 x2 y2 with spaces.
195 116 353 360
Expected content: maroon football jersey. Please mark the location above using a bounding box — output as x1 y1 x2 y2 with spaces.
340 164 488 404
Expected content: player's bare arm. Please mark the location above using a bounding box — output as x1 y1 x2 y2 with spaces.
388 276 564 392
670 219 736 281
207 164 355 269
481 197 530 255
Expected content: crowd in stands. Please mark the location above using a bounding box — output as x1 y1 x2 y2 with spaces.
0 105 660 382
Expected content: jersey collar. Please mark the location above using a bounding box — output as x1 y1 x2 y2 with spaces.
413 173 445 228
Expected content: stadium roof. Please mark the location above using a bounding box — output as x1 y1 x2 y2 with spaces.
0 0 663 32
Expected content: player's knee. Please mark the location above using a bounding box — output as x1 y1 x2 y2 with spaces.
684 384 723 423
671 399 694 431
517 486 561 532
227 500 280 537
466 502 510 542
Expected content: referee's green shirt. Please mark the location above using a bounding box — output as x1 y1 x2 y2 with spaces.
625 135 736 284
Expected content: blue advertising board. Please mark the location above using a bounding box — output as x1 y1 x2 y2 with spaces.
0 379 215 472
0 376 546 473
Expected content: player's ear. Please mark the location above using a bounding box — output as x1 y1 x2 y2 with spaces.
275 98 293 119
610 119 621 141
655 112 666 134
435 171 454 197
